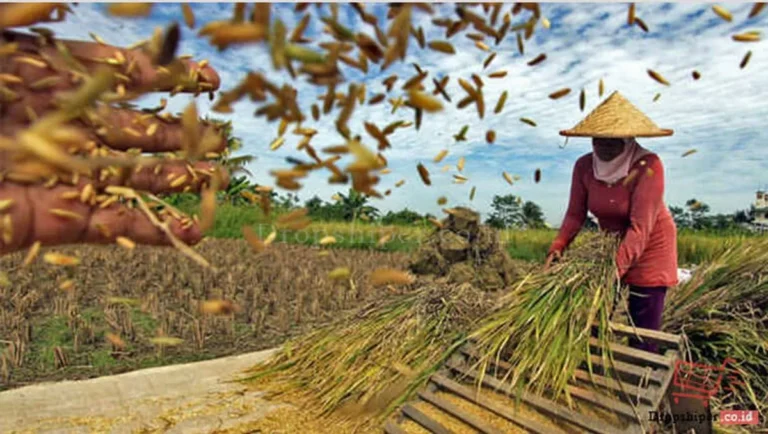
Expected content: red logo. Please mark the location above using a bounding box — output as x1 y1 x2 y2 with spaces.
671 357 741 407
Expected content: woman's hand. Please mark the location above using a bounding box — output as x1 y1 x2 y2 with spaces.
0 20 228 256
544 250 562 270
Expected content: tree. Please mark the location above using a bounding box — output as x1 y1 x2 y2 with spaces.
686 199 711 230
207 118 256 177
521 201 546 229
485 194 524 229
669 205 688 229
336 189 380 221
381 208 426 225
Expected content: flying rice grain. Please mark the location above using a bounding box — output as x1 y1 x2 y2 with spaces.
503 171 514 185
59 280 75 292
470 186 477 201
648 69 670 86
49 208 84 221
580 89 586 111
242 226 266 253
181 4 195 29
407 89 444 112
483 53 497 69
370 268 414 286
622 168 640 186
328 267 351 281
150 337 183 346
635 18 649 32
599 78 605 97
692 70 701 80
653 93 661 102
21 241 42 267
682 149 698 157
453 174 468 183
740 51 752 69
549 88 571 99
732 32 761 42
516 32 524 54
527 53 546 66
320 236 337 246
1 214 11 244
712 5 733 22
0 199 14 212
486 130 496 144
457 156 466 172
105 333 126 349
116 236 136 250
395 179 405 188
43 252 80 266
488 70 507 78
416 163 431 186
494 91 508 114
264 231 277 245
520 117 537 127
433 149 449 163
749 3 766 18
270 137 285 151
107 3 152 17
535 168 542 183
628 3 636 25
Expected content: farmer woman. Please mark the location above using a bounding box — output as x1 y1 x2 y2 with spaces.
545 91 678 353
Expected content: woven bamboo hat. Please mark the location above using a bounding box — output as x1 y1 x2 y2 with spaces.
559 91 673 138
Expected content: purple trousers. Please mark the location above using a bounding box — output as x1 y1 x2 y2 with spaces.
593 285 668 354
626 285 668 354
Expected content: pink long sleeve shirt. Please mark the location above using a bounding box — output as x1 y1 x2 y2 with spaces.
549 152 678 288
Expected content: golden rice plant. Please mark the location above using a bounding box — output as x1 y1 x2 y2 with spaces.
467 232 623 405
242 283 499 421
664 237 768 415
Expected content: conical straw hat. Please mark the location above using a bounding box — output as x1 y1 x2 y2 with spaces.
559 91 673 138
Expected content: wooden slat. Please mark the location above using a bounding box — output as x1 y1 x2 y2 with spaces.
419 390 505 434
585 353 665 385
462 345 655 408
595 323 683 349
431 373 569 434
589 338 673 369
384 420 408 434
572 369 653 406
650 350 680 410
566 383 649 426
447 361 617 434
401 404 454 434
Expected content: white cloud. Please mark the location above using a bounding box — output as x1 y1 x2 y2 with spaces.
28 3 768 225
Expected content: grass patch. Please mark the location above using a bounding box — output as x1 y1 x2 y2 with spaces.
188 203 755 265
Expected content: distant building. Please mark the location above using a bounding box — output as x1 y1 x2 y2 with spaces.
756 190 768 229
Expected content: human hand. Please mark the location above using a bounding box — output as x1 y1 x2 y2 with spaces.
0 11 229 257
544 250 562 270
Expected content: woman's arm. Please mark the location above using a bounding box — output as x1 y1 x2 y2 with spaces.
549 157 588 255
616 156 665 278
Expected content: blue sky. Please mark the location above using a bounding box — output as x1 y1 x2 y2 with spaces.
30 3 768 225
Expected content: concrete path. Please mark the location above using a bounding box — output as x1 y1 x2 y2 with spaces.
0 349 284 434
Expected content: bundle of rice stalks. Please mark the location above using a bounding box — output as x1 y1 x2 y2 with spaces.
663 238 768 416
409 207 519 291
242 282 500 423
466 232 623 404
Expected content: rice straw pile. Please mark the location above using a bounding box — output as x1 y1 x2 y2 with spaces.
664 238 768 417
467 232 624 404
241 282 499 423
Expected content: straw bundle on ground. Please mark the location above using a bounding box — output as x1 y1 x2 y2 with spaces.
409 207 520 291
241 282 500 424
467 232 624 403
663 238 768 417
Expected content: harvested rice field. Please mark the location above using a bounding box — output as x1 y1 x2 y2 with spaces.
0 240 416 390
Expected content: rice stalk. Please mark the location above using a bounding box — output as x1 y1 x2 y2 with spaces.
467 232 623 405
241 283 498 422
664 237 768 415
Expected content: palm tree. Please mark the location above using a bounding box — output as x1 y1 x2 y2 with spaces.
206 117 256 177
337 189 380 221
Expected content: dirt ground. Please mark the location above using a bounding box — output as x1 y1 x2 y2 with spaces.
0 240 414 390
